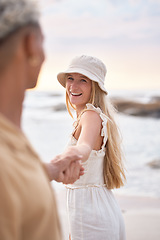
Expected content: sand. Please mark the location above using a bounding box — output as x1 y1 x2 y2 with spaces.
116 195 160 240
53 185 160 240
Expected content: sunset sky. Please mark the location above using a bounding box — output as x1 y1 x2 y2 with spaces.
37 0 160 91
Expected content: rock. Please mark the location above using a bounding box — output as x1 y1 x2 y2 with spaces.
110 97 160 118
53 103 67 111
147 159 160 169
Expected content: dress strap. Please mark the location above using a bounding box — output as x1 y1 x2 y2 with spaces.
85 104 109 149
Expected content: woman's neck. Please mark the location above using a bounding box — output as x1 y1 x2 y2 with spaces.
76 105 87 118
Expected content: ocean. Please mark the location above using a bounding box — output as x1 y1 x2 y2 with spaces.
22 89 160 198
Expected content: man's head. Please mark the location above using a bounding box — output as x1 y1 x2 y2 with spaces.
0 0 45 89
0 0 40 42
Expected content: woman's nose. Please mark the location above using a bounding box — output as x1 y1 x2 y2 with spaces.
71 81 78 88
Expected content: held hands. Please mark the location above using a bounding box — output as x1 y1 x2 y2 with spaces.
45 147 84 184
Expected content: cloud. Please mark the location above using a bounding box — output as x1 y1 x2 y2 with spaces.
40 0 160 36
38 0 160 60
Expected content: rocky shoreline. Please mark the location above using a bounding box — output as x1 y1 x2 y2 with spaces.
111 96 160 118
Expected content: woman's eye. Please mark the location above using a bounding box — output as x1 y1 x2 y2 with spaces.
81 79 87 82
67 77 74 81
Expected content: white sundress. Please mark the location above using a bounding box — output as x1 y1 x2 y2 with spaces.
66 104 126 240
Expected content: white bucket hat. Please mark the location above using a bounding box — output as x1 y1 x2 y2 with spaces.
57 55 108 94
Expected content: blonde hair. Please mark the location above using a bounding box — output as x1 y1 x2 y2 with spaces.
66 81 126 189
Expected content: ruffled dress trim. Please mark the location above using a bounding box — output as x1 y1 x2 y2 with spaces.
72 103 109 150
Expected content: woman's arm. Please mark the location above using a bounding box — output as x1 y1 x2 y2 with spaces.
44 110 102 183
69 110 102 162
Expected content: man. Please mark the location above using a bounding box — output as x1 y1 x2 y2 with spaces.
0 0 83 239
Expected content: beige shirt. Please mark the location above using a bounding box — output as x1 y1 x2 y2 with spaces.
0 113 61 240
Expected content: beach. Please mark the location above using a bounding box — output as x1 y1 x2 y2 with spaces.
117 195 160 240
22 89 160 239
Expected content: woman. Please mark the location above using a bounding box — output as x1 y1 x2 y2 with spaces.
57 55 126 240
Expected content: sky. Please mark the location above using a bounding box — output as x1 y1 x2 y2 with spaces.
36 0 160 91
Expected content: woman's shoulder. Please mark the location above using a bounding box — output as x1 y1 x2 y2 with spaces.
80 105 102 124
83 104 109 123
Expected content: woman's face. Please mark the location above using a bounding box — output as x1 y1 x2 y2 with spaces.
66 73 92 113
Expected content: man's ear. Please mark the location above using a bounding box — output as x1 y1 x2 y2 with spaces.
23 30 37 59
22 28 42 68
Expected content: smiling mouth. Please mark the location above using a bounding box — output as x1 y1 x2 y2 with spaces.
70 91 82 96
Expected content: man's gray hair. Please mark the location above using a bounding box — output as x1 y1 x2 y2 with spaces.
0 0 40 40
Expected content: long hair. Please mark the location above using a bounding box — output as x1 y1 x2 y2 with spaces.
66 81 126 189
